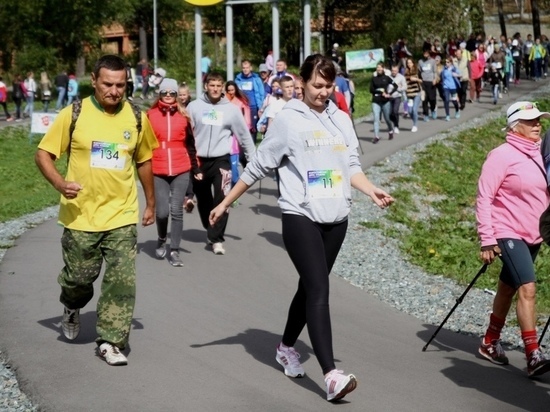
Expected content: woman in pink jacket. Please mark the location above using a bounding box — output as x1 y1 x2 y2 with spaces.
476 101 550 377
225 81 251 187
147 78 202 266
469 53 485 103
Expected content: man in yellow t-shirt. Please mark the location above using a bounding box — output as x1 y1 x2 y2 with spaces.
35 55 158 366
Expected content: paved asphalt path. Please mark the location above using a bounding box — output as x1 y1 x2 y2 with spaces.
2 80 550 412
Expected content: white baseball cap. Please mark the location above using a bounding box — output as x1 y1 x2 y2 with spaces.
505 101 550 129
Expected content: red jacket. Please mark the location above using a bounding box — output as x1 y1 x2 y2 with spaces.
147 102 200 176
334 91 350 116
0 82 7 103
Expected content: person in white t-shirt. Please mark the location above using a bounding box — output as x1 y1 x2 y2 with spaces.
267 75 294 129
23 71 37 118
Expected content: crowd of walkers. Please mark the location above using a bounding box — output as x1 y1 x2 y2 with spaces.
22 30 550 403
371 32 549 142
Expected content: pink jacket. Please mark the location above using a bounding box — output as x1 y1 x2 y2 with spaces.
470 59 485 80
476 133 549 247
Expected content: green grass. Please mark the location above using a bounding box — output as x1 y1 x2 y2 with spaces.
351 71 372 119
361 99 550 314
0 126 66 222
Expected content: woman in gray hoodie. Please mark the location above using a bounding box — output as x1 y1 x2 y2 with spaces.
210 54 394 402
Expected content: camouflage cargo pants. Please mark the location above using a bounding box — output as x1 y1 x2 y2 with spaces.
58 225 137 349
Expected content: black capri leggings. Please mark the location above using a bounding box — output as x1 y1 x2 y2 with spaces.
497 238 540 289
281 213 348 374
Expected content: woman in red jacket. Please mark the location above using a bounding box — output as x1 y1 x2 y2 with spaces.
147 78 202 266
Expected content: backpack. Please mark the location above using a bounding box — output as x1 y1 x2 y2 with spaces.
68 99 143 160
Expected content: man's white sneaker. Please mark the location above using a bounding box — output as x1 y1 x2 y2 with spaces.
275 344 305 378
393 127 400 134
98 342 128 366
62 307 80 340
325 369 357 402
411 126 418 133
212 242 225 255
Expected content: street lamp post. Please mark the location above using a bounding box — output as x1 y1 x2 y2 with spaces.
153 0 158 70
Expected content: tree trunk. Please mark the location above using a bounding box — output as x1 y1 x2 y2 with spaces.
323 2 334 56
497 0 507 38
139 26 148 61
532 0 541 39
76 57 85 78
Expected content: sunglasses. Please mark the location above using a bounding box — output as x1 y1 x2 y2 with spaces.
160 91 177 97
508 102 538 118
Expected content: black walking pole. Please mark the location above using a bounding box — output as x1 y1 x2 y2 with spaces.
422 263 488 351
538 316 550 346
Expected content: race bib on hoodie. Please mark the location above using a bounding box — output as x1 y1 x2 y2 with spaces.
201 109 224 126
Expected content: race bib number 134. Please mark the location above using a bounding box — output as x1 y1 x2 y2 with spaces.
90 141 128 170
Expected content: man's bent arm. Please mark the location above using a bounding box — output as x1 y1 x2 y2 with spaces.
136 160 155 226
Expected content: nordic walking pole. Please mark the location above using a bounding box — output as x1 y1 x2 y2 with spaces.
422 263 488 351
352 115 364 155
538 316 550 346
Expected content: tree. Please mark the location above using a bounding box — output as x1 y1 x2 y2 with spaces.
497 0 507 39
0 0 134 73
117 0 190 62
532 0 541 39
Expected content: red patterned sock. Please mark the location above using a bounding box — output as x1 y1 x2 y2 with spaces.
484 313 506 344
521 330 539 357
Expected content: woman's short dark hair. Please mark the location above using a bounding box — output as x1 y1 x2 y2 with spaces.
93 55 127 79
300 54 336 84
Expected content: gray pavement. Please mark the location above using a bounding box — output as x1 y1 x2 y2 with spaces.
2 80 550 411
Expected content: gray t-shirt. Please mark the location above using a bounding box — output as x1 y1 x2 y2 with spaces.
418 58 436 82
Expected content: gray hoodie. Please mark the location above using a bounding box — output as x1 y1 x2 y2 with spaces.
187 93 255 161
241 99 363 224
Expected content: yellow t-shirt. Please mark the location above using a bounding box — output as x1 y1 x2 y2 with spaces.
38 97 158 231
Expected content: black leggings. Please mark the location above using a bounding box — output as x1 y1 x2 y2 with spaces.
281 214 348 374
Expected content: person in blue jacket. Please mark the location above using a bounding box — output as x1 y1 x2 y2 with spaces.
67 75 79 105
235 60 265 144
440 58 461 121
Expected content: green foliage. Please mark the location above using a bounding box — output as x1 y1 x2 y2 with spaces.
12 45 60 77
375 99 550 312
352 71 373 118
161 32 223 84
0 0 134 74
0 127 66 222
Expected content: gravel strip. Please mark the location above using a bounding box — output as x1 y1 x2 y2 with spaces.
333 83 550 353
1 88 549 409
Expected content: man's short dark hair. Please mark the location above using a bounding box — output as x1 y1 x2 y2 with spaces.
205 71 224 84
93 55 127 79
279 75 294 86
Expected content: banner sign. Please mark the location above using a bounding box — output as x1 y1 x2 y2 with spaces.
31 112 57 134
345 49 385 71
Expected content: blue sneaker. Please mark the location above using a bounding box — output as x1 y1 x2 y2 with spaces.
431 111 437 120
455 111 460 119
445 115 450 121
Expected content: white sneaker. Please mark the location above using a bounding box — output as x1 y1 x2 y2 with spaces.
275 344 305 378
411 126 418 133
98 342 128 366
393 127 400 134
61 307 80 340
212 242 225 255
325 369 357 402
